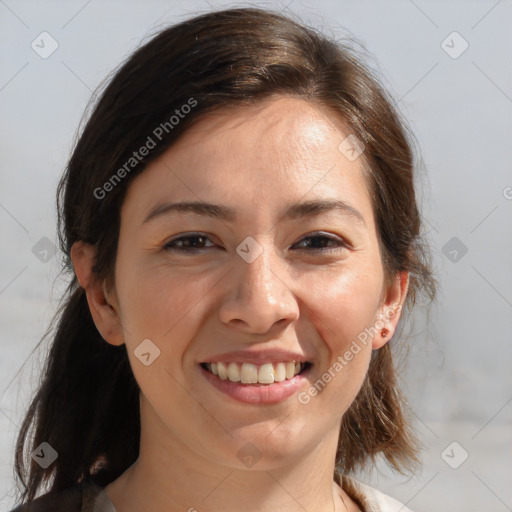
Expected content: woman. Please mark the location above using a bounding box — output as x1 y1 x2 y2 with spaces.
10 7 436 512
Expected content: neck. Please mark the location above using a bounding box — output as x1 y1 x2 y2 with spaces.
105 397 356 512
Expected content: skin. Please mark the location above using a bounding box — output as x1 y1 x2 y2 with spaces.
71 96 408 512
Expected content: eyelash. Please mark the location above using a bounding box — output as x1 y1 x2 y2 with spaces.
163 232 349 254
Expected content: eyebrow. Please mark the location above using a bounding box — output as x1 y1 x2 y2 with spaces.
142 199 366 227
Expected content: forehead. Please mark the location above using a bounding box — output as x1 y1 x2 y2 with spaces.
120 96 373 226
173 96 361 167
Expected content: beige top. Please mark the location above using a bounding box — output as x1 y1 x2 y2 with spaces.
340 476 414 512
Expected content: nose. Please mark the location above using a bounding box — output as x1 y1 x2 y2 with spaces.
218 239 300 334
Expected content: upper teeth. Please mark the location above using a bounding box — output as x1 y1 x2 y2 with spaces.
206 361 304 384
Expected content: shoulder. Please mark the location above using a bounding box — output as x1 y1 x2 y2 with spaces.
7 483 82 512
7 478 104 512
340 474 414 512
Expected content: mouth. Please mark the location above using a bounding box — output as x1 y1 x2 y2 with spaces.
200 361 312 385
199 360 313 404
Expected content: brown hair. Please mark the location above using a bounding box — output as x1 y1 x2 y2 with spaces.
12 6 436 506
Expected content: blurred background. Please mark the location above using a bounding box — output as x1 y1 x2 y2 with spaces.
1 1 511 511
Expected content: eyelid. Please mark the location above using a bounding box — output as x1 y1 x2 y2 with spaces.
292 231 352 251
164 232 216 249
163 231 352 252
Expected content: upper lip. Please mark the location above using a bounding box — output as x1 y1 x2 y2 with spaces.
200 349 312 364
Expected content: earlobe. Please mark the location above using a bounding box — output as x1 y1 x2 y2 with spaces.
70 241 125 346
372 271 409 350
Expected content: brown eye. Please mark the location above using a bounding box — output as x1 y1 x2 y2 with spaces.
292 233 348 252
164 233 216 252
163 232 348 254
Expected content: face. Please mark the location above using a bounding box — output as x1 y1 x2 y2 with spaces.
95 96 405 470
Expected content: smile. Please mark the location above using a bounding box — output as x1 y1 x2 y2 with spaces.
201 361 311 384
199 361 313 404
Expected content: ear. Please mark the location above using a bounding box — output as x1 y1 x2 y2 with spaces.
372 271 409 350
70 241 125 346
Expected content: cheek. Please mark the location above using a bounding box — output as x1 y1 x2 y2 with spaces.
115 254 199 332
295 268 379 418
113 262 206 411
114 258 221 377
302 262 383 354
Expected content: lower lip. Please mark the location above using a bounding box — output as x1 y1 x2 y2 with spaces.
199 364 311 404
